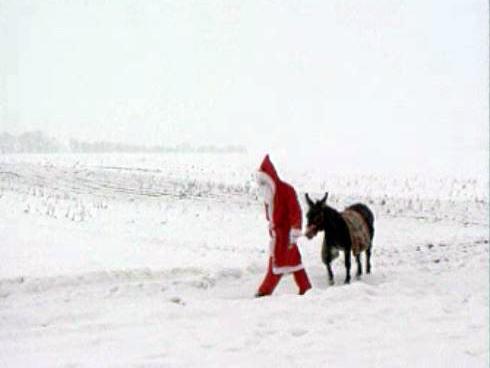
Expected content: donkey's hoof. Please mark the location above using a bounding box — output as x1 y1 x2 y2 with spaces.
356 274 362 280
328 279 335 286
344 279 351 284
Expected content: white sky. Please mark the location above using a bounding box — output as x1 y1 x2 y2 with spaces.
1 0 488 168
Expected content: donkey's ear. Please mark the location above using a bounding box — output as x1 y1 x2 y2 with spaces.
320 192 329 204
305 193 314 207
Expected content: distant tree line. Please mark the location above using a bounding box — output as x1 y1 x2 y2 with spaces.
68 139 246 154
0 131 247 154
0 131 64 153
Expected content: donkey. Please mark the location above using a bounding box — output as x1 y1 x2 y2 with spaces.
304 192 375 285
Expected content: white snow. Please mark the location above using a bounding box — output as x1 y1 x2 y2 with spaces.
0 153 488 367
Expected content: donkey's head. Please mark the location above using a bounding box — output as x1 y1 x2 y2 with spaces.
304 192 329 239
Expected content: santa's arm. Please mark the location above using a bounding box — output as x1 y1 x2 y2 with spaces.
288 189 303 244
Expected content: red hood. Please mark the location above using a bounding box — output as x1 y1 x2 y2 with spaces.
258 154 280 186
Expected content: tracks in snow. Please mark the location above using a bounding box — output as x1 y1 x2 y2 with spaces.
0 160 488 226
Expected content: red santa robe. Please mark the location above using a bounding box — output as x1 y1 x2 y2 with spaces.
256 155 311 296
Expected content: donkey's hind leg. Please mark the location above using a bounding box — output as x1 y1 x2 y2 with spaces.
326 262 334 285
355 254 362 279
322 239 335 285
365 247 372 274
323 248 335 285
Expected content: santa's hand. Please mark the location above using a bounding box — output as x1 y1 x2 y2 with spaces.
289 228 303 245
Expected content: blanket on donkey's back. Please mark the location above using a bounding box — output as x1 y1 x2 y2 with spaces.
341 209 371 256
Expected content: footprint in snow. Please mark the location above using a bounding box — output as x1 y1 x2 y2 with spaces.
169 296 185 306
290 328 308 337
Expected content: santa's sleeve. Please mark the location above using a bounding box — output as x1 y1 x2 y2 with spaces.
288 188 303 244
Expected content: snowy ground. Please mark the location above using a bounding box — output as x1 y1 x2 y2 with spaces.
0 153 488 367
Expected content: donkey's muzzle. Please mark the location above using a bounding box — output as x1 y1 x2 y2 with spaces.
304 225 318 239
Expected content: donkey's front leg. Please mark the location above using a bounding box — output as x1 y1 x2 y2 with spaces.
322 239 335 285
344 249 351 284
324 248 335 285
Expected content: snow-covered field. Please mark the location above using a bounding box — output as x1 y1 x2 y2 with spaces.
0 153 488 367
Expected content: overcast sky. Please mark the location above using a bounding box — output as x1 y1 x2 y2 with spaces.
1 0 488 168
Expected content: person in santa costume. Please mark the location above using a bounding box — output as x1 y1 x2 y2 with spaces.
255 155 312 297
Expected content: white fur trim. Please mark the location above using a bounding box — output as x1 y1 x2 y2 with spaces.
269 229 276 256
272 264 304 275
289 228 303 244
270 231 304 275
